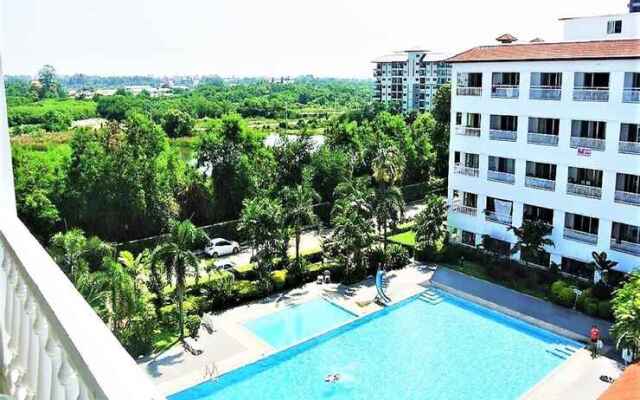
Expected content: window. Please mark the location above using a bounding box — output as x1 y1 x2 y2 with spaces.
526 161 556 180
523 204 554 225
488 156 515 174
561 257 592 279
461 231 476 247
490 115 518 131
607 20 622 34
528 118 559 135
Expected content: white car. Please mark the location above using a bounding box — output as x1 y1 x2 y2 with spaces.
204 238 240 257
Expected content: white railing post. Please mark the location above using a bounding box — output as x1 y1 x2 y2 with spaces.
35 313 52 400
59 355 81 400
46 337 65 400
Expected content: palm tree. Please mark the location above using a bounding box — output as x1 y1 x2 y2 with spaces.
611 271 640 358
49 229 91 285
118 249 149 294
100 259 137 334
415 194 448 251
508 220 555 266
283 176 320 270
591 251 618 286
151 220 202 340
329 202 375 280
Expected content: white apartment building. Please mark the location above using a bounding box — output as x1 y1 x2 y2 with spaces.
446 9 640 278
372 49 452 113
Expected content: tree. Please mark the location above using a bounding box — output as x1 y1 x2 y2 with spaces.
283 175 319 270
611 271 640 359
591 251 618 286
42 110 72 132
49 229 93 284
118 250 149 294
151 220 203 340
35 65 65 99
430 83 451 177
162 109 194 138
508 220 555 266
415 194 448 250
100 259 137 334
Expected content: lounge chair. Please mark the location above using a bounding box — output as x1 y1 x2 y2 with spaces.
316 274 324 284
184 337 204 355
201 313 216 333
323 270 331 284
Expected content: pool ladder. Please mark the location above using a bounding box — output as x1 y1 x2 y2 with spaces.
418 289 443 305
546 344 578 360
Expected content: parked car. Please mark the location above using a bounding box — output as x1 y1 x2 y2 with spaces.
204 238 240 257
214 260 237 271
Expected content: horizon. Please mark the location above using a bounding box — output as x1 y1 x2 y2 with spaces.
0 0 632 78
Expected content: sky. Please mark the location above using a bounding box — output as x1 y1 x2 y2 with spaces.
0 0 630 78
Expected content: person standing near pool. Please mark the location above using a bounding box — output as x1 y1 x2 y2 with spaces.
590 325 600 358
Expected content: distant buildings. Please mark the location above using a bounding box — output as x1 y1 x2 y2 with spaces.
371 49 452 113
446 6 640 275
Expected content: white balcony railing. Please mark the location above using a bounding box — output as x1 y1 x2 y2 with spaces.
0 216 164 400
487 170 515 184
529 86 562 101
455 126 481 137
570 136 606 151
623 88 640 103
485 211 512 225
573 87 609 102
567 182 602 199
451 203 478 216
619 141 640 155
564 227 598 244
454 164 479 177
456 87 482 96
527 133 559 146
525 176 556 191
491 85 519 98
489 129 517 142
610 238 640 256
615 190 640 206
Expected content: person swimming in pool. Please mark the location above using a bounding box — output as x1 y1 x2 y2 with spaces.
325 373 341 383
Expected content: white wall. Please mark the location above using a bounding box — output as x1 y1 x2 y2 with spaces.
562 13 640 41
448 58 640 273
0 53 16 216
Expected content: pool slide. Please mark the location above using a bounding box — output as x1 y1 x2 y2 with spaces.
375 269 391 304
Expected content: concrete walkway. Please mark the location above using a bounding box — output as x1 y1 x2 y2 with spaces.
431 267 613 342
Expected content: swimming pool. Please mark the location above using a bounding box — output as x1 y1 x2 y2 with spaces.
243 297 357 350
170 289 581 400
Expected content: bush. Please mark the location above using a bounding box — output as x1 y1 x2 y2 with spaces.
550 280 568 303
557 287 577 308
386 244 410 270
366 247 385 271
592 281 612 300
584 299 599 317
271 269 288 290
232 280 264 302
598 301 613 320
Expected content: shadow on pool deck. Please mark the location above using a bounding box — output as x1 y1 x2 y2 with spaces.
430 267 613 342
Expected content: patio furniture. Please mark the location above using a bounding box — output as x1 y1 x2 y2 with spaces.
323 270 331 284
184 337 204 355
316 275 324 284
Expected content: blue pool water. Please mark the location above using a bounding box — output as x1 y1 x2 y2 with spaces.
171 291 580 400
243 298 356 350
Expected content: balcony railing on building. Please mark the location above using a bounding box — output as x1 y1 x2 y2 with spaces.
623 88 640 103
485 211 512 225
455 126 481 137
610 238 640 256
489 129 517 142
529 86 561 101
491 85 519 99
451 203 477 216
570 137 606 151
456 86 482 96
0 217 164 400
564 227 598 244
527 132 559 146
615 190 640 206
573 87 609 102
567 182 602 199
454 164 479 177
525 176 556 191
619 141 640 155
487 170 515 184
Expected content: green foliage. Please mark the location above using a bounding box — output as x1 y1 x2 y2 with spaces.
8 99 95 128
185 315 201 339
590 251 618 287
508 220 554 265
162 109 194 138
611 271 640 355
385 244 411 270
388 231 416 248
414 194 448 250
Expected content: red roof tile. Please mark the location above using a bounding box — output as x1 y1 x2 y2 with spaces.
447 39 640 63
599 363 640 400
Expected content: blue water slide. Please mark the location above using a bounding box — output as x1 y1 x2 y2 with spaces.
376 269 391 304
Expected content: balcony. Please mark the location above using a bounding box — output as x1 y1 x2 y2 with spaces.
610 238 640 256
570 137 606 151
0 216 164 399
527 133 559 146
619 141 640 155
455 126 481 137
564 227 598 244
456 87 482 96
451 203 477 216
615 190 640 206
623 88 640 103
454 164 479 177
489 129 517 142
525 176 556 191
529 86 561 101
573 87 609 102
487 170 515 185
485 211 512 225
567 183 602 199
491 85 519 99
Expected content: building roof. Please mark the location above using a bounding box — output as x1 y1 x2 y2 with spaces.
559 13 630 21
372 50 452 63
371 52 408 63
446 39 640 63
599 363 640 400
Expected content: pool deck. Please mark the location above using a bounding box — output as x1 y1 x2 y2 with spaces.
140 264 624 399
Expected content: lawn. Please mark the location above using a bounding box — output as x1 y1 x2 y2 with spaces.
388 231 416 248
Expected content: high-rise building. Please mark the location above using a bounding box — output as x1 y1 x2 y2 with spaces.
446 9 640 277
372 49 451 113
